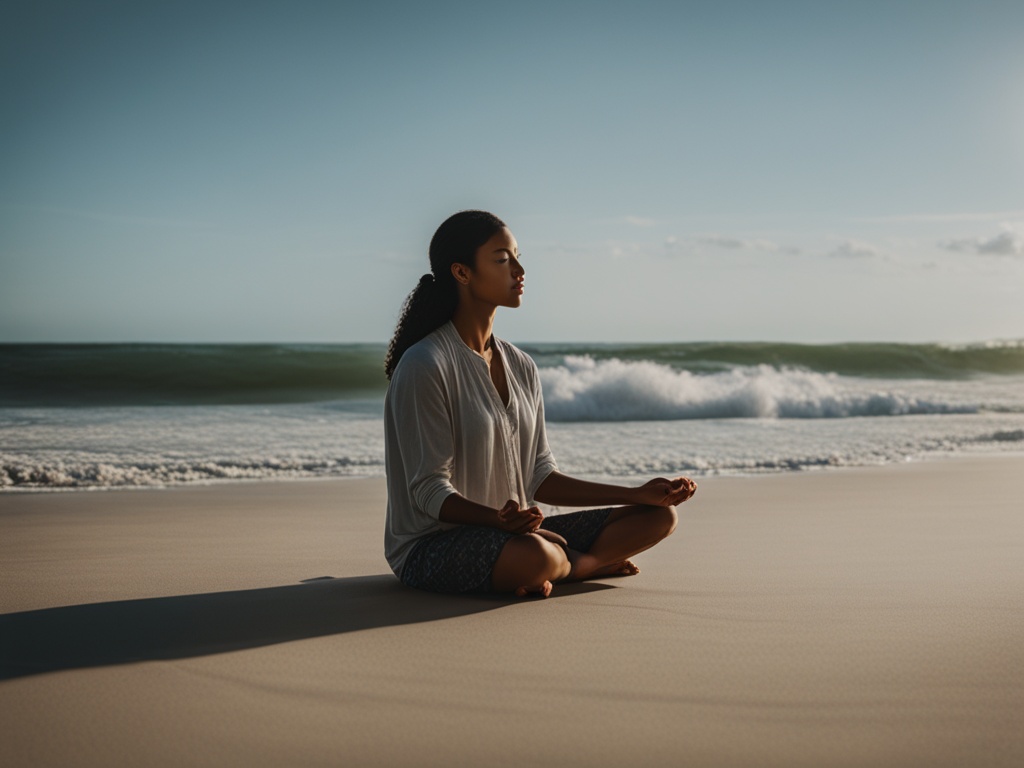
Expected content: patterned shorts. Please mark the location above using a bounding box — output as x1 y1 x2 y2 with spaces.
400 507 614 594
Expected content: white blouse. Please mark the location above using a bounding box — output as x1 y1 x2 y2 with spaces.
383 321 558 577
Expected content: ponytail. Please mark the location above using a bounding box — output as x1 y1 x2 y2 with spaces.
384 273 457 379
384 210 506 379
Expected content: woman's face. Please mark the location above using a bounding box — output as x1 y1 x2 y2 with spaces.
457 227 525 309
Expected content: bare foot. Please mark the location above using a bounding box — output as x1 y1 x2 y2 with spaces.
514 580 553 598
590 559 640 578
564 553 640 582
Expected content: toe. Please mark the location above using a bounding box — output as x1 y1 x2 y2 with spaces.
514 581 553 598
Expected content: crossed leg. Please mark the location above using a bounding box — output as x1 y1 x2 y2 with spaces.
490 504 678 597
569 504 678 581
490 533 569 597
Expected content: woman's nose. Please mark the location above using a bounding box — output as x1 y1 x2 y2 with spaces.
512 257 524 277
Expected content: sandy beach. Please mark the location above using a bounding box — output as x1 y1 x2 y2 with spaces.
2 457 1022 767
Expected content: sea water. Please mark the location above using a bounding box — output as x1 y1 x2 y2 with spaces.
2 341 1023 490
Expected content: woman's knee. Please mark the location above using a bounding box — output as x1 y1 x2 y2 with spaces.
602 503 677 543
516 533 570 579
644 504 678 539
493 533 570 589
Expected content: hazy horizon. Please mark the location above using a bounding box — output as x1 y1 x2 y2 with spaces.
4 337 1024 349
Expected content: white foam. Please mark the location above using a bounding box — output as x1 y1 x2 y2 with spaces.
0 402 386 490
3 377 1023 490
939 338 1024 350
544 411 1024 481
0 456 382 490
539 356 979 421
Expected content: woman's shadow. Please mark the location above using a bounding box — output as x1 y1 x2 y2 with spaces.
0 575 612 680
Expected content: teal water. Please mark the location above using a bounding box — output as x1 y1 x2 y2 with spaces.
3 339 1023 407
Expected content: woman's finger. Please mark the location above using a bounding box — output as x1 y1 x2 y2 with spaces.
497 499 518 521
518 518 542 534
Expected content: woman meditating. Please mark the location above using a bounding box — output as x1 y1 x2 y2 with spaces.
383 210 696 597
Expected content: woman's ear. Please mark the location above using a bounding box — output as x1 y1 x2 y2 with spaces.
451 262 471 285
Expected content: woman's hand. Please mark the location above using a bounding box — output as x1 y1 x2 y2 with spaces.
497 501 566 545
628 477 697 508
496 499 544 534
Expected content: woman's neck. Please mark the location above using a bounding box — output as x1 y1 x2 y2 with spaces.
450 303 497 354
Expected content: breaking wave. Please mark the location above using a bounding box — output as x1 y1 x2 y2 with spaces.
540 356 981 422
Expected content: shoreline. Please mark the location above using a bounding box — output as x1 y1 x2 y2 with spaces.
4 447 1024 496
2 455 1022 766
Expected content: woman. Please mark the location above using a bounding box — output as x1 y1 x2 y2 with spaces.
384 210 696 597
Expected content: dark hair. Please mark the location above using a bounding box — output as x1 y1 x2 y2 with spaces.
384 210 507 379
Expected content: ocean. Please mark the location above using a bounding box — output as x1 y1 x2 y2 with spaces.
3 341 1024 491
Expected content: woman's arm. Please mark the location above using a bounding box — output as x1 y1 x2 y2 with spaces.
534 471 697 508
439 493 544 534
520 357 695 511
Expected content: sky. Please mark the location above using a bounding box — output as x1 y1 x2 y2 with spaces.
2 0 1022 344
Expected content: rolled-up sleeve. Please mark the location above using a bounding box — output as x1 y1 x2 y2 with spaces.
389 354 457 519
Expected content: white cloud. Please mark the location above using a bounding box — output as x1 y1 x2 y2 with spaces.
978 231 1024 256
940 227 1024 258
829 240 880 259
697 235 800 254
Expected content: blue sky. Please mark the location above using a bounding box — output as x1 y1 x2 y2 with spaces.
2 0 1022 343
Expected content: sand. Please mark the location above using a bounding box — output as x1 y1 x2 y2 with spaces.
1 456 1022 767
